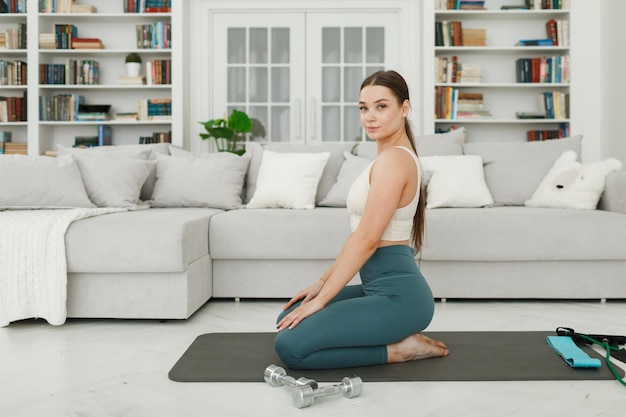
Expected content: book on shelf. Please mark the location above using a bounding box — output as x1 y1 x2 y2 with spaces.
39 33 57 49
538 91 569 119
139 130 171 144
113 112 139 121
0 92 27 122
40 59 100 85
516 39 554 47
54 24 78 49
74 136 99 147
461 29 486 47
146 59 171 85
435 0 485 10
526 123 570 141
0 0 25 13
1 23 27 49
1 59 27 85
71 38 105 49
117 75 147 85
39 93 84 121
70 3 97 13
524 0 570 10
75 112 110 122
545 19 569 47
0 130 12 154
515 56 569 84
516 111 546 119
435 21 463 47
136 21 171 49
2 141 27 155
124 0 172 13
137 98 172 121
97 124 112 146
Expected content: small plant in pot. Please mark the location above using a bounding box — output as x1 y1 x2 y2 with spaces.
125 53 142 77
199 109 252 155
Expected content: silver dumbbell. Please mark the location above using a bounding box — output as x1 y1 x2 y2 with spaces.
291 375 363 409
264 364 318 389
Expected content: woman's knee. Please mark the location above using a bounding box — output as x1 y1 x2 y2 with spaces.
274 332 305 369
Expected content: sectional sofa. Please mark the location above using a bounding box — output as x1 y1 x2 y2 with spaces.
2 130 625 323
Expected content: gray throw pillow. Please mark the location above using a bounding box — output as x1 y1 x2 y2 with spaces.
463 135 583 206
74 157 155 208
318 152 372 207
0 154 94 209
149 153 251 209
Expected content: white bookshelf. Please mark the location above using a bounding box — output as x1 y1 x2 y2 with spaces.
15 0 184 155
424 0 571 143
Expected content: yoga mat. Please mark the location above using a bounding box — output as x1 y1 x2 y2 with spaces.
168 331 623 382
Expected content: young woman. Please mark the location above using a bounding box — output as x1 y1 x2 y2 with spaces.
274 70 449 370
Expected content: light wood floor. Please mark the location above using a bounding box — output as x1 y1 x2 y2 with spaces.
1 299 625 417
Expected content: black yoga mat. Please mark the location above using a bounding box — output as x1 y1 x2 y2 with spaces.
168 331 623 382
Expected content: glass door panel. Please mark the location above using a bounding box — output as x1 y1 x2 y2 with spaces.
213 14 305 143
307 12 401 143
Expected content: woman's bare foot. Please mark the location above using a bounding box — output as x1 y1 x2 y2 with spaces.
387 333 450 363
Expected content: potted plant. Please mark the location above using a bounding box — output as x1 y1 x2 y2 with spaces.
125 53 142 77
199 109 252 155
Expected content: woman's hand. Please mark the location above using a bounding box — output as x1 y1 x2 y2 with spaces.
277 297 325 332
282 279 325 311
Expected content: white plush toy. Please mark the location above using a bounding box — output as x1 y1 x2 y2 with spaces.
525 150 623 210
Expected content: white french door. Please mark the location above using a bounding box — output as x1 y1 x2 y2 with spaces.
212 11 400 144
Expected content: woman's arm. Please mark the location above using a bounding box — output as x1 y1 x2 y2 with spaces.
277 149 415 331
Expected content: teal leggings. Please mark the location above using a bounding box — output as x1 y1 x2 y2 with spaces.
274 245 435 370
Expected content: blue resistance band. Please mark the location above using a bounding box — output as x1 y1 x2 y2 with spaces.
547 336 601 368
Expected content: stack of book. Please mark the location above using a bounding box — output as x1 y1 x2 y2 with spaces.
0 0 26 13
136 21 171 49
2 142 27 155
71 38 105 49
539 91 569 119
54 24 77 49
39 93 84 121
70 3 97 13
456 92 491 118
0 130 11 154
76 104 111 122
435 0 485 9
545 18 569 47
113 112 138 121
146 59 171 85
458 63 482 83
39 33 57 49
461 29 486 46
116 75 146 85
435 21 463 47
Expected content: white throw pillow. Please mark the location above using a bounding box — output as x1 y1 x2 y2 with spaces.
525 150 623 210
319 152 372 207
149 153 251 210
420 155 494 209
74 157 155 208
246 150 331 209
0 154 94 209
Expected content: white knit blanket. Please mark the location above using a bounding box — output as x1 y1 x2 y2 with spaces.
0 208 125 327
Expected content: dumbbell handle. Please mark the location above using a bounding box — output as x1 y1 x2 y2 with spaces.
292 376 362 408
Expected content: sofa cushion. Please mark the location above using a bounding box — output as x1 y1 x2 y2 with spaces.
0 154 94 209
420 155 493 208
209 208 351 259
57 143 171 200
354 127 466 160
74 157 155 208
318 152 372 207
420 206 626 261
65 208 222 273
149 153 250 210
246 150 330 209
244 142 356 205
462 135 583 206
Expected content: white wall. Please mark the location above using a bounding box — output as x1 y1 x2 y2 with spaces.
601 0 626 165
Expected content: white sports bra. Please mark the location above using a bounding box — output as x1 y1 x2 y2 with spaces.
346 146 421 241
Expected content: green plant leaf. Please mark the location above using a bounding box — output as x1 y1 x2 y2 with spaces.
228 109 252 133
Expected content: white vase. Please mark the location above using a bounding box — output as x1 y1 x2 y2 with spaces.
126 62 141 77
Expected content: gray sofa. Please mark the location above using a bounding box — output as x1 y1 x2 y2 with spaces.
59 132 626 320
